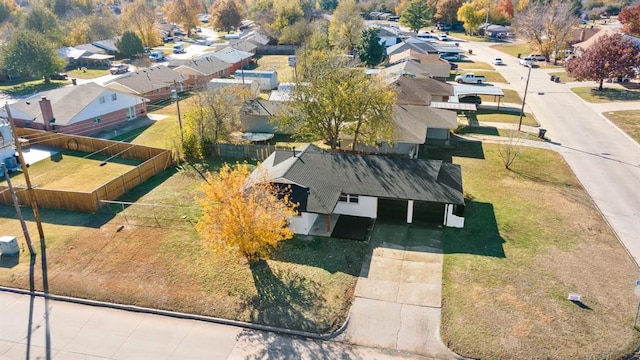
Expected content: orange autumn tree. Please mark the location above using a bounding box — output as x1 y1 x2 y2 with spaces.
196 162 298 262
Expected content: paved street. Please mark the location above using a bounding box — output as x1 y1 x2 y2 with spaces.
0 291 433 360
463 40 640 267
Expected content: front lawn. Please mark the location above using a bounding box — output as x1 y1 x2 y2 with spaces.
441 144 639 359
479 88 522 105
603 110 640 143
491 43 531 59
66 68 110 79
571 86 640 103
0 160 367 334
473 109 538 126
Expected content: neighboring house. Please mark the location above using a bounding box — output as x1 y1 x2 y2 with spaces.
572 28 616 54
376 26 400 47
387 38 438 57
383 59 449 80
92 37 120 55
388 50 451 79
386 75 454 105
566 27 600 47
105 66 186 103
339 104 458 157
239 99 288 133
255 144 465 235
172 56 232 88
58 46 114 69
4 83 146 136
480 24 510 38
230 40 259 54
211 47 254 73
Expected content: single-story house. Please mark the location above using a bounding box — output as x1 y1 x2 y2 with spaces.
339 104 458 157
566 27 600 47
57 46 114 69
376 26 400 47
3 83 147 136
388 51 451 81
92 37 120 55
239 99 288 133
255 143 465 235
387 38 438 57
479 24 510 38
386 75 454 105
382 59 450 80
210 47 254 73
172 56 232 88
105 66 186 103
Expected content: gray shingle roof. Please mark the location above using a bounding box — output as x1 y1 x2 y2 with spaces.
240 99 287 116
261 144 464 214
107 66 186 94
173 56 230 75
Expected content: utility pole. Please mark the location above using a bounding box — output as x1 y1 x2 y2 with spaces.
4 104 46 253
172 81 184 147
518 64 532 132
1 163 36 255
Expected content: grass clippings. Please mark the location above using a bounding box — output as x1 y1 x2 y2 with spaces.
441 144 640 359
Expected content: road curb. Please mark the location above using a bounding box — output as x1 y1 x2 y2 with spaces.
0 286 346 341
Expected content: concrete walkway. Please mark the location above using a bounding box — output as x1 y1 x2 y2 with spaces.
337 224 461 359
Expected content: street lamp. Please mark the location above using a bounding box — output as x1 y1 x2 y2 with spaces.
518 64 532 131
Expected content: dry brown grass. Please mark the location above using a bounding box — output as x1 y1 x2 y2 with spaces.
603 110 640 143
441 145 640 359
0 167 366 333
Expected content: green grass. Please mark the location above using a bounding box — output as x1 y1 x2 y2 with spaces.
546 71 577 83
571 86 640 103
474 109 538 126
478 88 522 106
457 61 494 70
455 125 541 140
254 55 295 82
491 43 531 59
603 110 640 143
0 150 141 191
67 69 110 79
456 69 508 83
441 144 640 359
0 79 69 96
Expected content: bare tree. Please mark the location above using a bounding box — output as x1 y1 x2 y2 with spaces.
512 1 579 63
498 129 525 170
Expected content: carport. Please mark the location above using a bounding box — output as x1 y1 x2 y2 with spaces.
453 84 505 110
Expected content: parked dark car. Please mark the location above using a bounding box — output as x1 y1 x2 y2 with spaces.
449 61 458 70
50 73 68 80
459 95 482 105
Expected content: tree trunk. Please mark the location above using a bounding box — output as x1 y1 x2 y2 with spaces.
598 79 604 90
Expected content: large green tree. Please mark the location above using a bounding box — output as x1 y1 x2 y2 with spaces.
24 4 59 37
1 29 65 83
566 33 640 90
211 0 242 33
355 28 386 68
400 0 435 33
328 0 364 52
274 51 396 150
116 31 144 58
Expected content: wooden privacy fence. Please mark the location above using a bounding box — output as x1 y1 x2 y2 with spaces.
212 143 277 161
0 129 173 213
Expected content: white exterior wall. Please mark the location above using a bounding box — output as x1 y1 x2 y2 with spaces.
71 90 142 124
289 212 319 235
444 204 464 228
334 196 378 218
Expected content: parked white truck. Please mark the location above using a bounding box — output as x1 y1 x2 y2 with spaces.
455 73 486 84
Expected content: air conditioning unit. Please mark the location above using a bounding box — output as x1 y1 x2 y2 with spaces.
0 236 19 256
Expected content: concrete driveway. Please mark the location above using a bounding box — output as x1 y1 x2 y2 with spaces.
337 223 461 359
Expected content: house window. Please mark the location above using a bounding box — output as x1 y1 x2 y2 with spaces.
99 96 105 104
339 194 359 203
111 93 117 101
94 117 101 124
25 120 31 128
